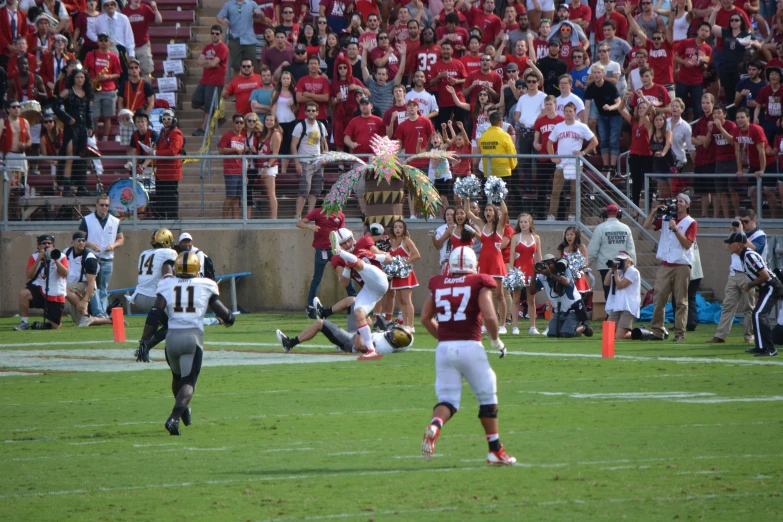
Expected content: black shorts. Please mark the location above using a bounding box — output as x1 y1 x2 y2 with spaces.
26 283 65 324
713 159 739 192
434 178 452 195
692 164 715 194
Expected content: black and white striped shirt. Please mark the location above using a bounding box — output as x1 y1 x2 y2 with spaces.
741 248 772 284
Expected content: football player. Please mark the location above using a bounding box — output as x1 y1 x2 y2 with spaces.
419 246 516 466
138 251 235 436
327 228 392 359
275 302 414 355
132 229 178 361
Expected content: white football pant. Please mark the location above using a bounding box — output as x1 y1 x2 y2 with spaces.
435 340 498 411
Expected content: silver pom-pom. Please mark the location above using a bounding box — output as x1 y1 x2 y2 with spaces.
453 174 482 199
383 255 413 280
566 251 587 276
502 268 529 291
484 176 508 203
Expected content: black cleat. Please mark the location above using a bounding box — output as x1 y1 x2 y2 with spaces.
582 321 594 337
745 346 763 354
276 329 293 352
165 417 181 436
30 321 45 330
306 306 316 320
373 314 387 332
181 407 192 426
755 349 778 357
135 339 151 362
312 297 326 319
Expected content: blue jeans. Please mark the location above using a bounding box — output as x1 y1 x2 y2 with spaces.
90 258 113 317
307 248 356 306
675 83 704 120
596 114 622 156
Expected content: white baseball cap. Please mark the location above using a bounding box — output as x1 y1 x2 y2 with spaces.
179 233 193 242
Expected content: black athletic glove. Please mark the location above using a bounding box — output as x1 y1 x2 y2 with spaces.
135 339 151 363
224 313 235 327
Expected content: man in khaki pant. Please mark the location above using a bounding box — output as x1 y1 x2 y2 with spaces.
644 194 698 342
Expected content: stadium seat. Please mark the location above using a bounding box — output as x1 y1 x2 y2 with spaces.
96 141 127 155
148 26 192 42
153 0 199 8
160 10 196 24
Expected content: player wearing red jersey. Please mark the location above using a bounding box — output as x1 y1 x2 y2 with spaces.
420 246 516 466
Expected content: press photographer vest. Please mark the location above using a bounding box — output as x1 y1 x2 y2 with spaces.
656 215 695 266
64 247 99 286
29 252 67 301
84 212 120 261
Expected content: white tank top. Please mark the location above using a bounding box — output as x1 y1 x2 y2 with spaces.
673 14 690 42
275 91 297 124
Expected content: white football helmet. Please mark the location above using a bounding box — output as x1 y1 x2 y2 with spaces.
449 246 478 275
335 228 355 251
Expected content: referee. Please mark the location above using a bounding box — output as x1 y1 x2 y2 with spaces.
726 232 783 357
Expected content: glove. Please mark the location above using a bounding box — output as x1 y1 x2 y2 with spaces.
224 313 235 327
490 337 506 359
135 339 151 363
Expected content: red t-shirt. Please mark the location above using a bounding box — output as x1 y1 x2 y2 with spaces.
631 83 671 109
295 74 331 120
218 131 246 176
394 116 435 169
428 272 497 342
322 0 351 18
331 76 366 120
647 40 674 85
369 47 401 78
675 39 712 86
254 0 275 32
693 112 716 166
84 50 122 92
712 119 738 162
435 26 470 57
200 42 229 86
437 9 469 27
464 70 502 105
630 123 652 156
344 115 385 154
306 208 346 249
460 54 482 75
557 41 582 71
448 142 473 176
383 104 408 136
226 73 262 116
355 0 380 21
597 11 629 40
467 8 501 45
122 4 156 46
532 37 549 60
732 123 771 170
409 44 441 79
756 84 783 123
430 58 467 107
534 113 565 163
275 0 306 15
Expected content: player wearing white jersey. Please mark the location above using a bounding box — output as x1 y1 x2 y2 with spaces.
131 228 179 313
138 251 234 436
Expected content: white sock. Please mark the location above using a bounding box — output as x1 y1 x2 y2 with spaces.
22 317 29 323
359 324 374 352
339 250 358 264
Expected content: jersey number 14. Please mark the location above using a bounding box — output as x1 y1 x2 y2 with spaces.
138 253 155 275
435 286 471 322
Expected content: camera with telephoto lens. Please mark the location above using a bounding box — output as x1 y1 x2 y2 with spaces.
657 199 678 218
731 220 741 228
606 258 626 270
43 248 62 261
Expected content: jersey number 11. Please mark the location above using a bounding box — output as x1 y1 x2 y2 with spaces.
173 286 196 313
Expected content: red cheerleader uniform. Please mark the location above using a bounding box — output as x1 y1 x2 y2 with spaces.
450 231 474 249
390 243 419 290
478 227 507 278
513 236 537 282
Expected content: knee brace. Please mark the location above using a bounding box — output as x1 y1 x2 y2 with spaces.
145 307 167 328
435 402 457 416
478 404 498 419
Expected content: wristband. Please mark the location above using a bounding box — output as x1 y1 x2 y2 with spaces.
375 254 387 263
342 267 352 279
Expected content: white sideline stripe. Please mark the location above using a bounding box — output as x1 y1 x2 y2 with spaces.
600 465 651 471
0 372 43 377
675 470 722 475
68 440 112 446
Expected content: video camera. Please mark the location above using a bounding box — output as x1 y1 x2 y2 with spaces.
656 199 678 219
606 258 626 270
535 257 569 275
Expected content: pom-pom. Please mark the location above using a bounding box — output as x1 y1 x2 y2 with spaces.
566 251 587 275
453 174 482 199
484 176 508 203
502 268 529 291
383 255 413 280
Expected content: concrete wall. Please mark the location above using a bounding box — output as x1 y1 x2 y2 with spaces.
0 227 748 316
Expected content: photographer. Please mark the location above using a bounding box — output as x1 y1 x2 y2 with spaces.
587 204 637 301
707 209 767 344
726 232 783 357
63 232 114 328
528 254 593 338
603 252 641 340
643 194 698 342
13 235 69 331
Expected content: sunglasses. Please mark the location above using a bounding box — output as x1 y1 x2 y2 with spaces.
241 64 253 68
318 20 327 24
162 117 173 121
599 49 609 53
526 79 537 83
10 105 21 109
741 219 751 224
730 18 741 22
652 36 663 41
378 36 389 40
306 109 318 112
338 65 348 69
234 120 244 124
75 239 86 242
283 10 293 14
43 120 54 124
96 204 109 208
561 27 572 31
98 37 109 41
211 31 222 35
246 119 257 124
295 50 306 55
480 58 491 62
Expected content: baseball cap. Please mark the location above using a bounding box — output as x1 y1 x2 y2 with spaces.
179 232 193 242
615 251 632 260
359 97 371 104
97 31 109 38
724 232 747 244
606 204 620 215
676 193 691 206
406 99 418 106
506 63 519 72
37 234 55 244
294 43 307 52
542 253 556 261
515 78 527 88
549 39 561 47
72 231 87 240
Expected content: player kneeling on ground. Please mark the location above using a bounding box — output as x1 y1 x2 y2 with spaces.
138 252 235 436
528 254 593 338
276 296 414 354
327 228 392 359
420 246 516 466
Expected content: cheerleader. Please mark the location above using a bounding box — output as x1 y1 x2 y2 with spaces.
557 226 590 293
389 219 421 329
467 199 509 334
509 213 542 335
450 206 480 251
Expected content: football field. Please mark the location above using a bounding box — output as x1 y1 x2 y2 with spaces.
1 314 781 521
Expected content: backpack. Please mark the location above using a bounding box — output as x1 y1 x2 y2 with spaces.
202 254 216 281
295 120 327 145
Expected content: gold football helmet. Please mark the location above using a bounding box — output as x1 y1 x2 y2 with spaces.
385 325 414 350
151 228 174 248
175 251 201 278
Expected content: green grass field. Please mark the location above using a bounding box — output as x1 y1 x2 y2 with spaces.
1 314 781 521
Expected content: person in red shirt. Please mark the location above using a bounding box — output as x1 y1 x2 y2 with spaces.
597 0 629 40
712 0 752 53
409 26 441 81
384 84 408 137
40 35 74 98
122 0 162 77
494 36 536 80
295 55 331 120
463 53 503 105
436 12 470 58
733 107 780 217
217 114 248 219
531 19 551 60
369 31 402 77
331 54 369 153
193 25 229 136
151 109 184 219
674 22 712 119
447 120 473 181
690 93 717 217
437 0 469 28
319 0 352 33
16 234 70 331
567 0 591 32
395 99 435 217
0 0 30 65
465 0 502 46
344 97 385 216
223 58 263 117
429 41 468 128
630 67 672 115
84 33 122 141
753 66 783 144
704 105 739 218
275 0 307 25
533 95 565 207
460 36 483 75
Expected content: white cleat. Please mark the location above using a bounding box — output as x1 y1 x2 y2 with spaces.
529 327 540 335
511 327 520 335
541 327 549 336
498 326 507 335
421 424 440 461
487 445 517 466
